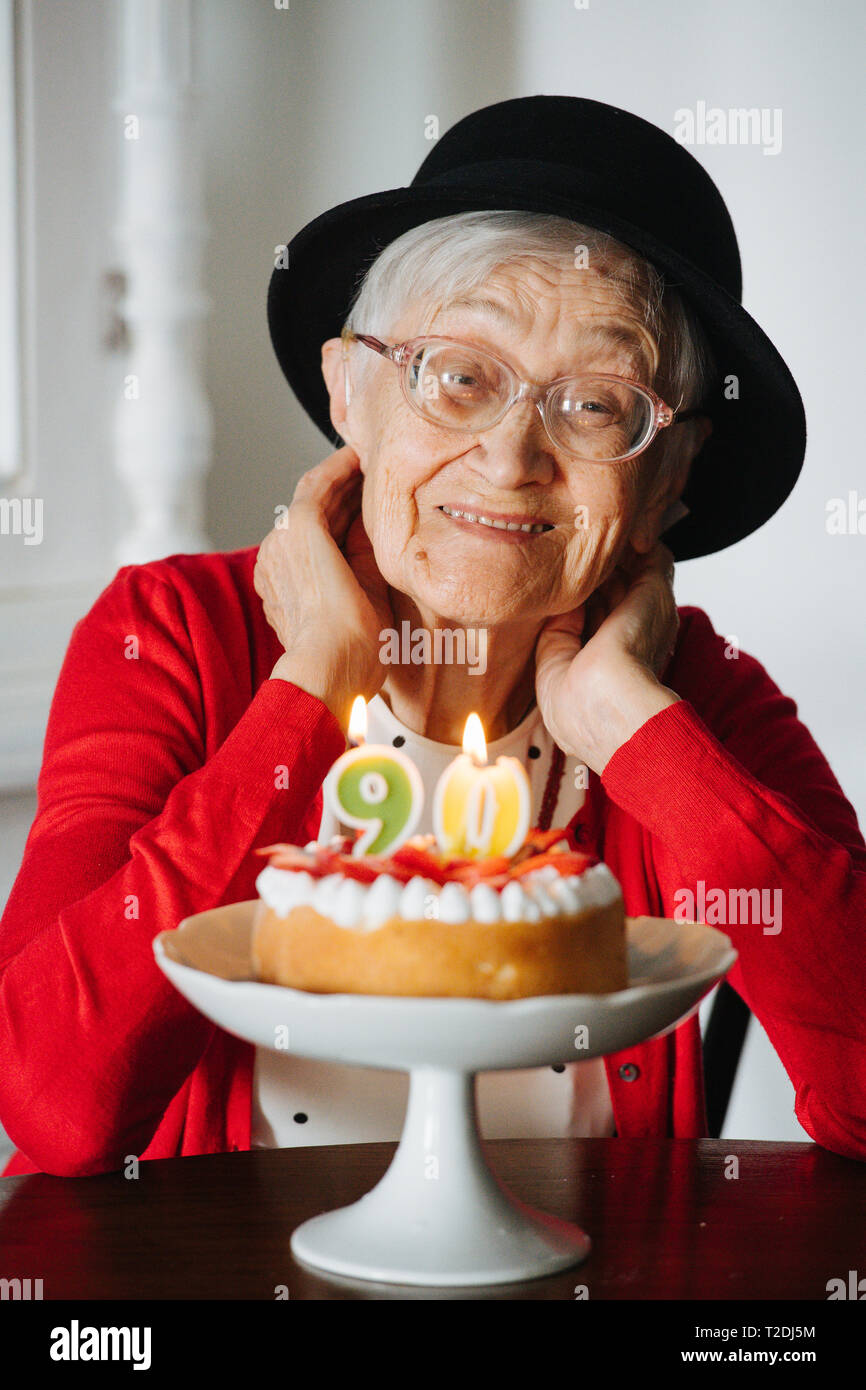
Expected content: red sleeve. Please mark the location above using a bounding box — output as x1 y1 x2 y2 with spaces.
0 564 345 1176
601 607 866 1161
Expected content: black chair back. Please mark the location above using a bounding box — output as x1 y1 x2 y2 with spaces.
702 981 752 1137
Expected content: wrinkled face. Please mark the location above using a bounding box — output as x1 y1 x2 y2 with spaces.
325 256 679 627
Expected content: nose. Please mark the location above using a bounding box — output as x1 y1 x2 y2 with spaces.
471 394 556 488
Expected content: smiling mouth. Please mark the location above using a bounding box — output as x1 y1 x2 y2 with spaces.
438 504 554 534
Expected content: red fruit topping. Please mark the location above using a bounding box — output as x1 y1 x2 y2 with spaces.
510 849 595 878
325 855 389 884
509 829 570 864
527 827 573 853
448 856 512 887
305 845 348 876
254 843 316 870
387 844 454 884
255 826 596 886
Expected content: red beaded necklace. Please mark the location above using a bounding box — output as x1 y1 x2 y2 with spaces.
538 742 567 831
509 694 568 832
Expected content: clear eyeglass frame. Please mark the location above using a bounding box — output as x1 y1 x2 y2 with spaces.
341 325 705 464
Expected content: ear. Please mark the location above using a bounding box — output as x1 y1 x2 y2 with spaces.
629 416 713 555
320 337 356 448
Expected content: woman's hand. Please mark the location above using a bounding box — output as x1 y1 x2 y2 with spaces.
534 541 682 773
254 446 394 733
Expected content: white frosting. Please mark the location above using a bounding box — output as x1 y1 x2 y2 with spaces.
468 882 501 923
399 875 439 920
438 881 471 923
256 852 621 932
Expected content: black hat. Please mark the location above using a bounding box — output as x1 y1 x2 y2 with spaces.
267 95 805 562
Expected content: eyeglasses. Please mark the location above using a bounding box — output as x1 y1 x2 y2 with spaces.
341 326 705 464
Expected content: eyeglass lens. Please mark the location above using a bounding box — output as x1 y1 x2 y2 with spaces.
405 342 652 460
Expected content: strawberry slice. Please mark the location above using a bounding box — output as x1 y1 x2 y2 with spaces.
472 873 512 891
256 828 598 893
527 827 573 853
304 845 346 875
510 828 571 864
510 849 596 878
448 856 512 886
254 843 318 871
325 855 388 884
388 843 453 884
328 849 426 885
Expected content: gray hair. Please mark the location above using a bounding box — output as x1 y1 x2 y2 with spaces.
343 210 716 490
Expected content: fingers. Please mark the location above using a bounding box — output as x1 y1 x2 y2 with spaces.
328 475 364 548
343 511 372 557
639 540 675 584
650 541 675 587
292 446 364 545
535 607 586 670
582 566 630 639
539 606 587 640
614 542 675 599
605 568 631 611
292 446 362 515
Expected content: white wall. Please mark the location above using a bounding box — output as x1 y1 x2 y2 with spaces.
198 0 522 552
0 0 120 789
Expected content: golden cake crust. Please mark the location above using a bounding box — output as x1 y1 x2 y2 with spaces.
251 898 628 999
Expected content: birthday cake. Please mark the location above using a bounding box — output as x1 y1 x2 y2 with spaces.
251 828 627 999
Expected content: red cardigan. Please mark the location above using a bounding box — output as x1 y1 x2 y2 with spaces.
2 547 865 1177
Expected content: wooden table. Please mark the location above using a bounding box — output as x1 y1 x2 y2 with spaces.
1 1138 863 1300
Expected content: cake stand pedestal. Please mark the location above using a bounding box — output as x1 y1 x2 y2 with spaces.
291 1067 589 1284
155 906 736 1288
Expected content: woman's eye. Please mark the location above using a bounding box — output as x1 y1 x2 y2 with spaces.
566 397 614 417
446 372 482 389
441 369 490 396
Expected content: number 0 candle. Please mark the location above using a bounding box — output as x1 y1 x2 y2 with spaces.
322 696 424 857
432 712 531 859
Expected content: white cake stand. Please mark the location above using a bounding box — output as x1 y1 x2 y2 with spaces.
154 905 735 1288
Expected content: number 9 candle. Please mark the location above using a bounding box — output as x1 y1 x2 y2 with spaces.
432 712 531 859
323 696 424 857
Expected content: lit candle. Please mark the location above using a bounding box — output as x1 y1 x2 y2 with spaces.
322 696 424 857
432 713 531 859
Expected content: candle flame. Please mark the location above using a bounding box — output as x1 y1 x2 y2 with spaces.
348 695 367 746
462 711 487 765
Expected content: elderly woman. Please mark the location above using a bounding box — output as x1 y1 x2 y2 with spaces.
2 96 865 1177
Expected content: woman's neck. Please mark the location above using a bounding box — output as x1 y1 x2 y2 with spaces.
378 589 543 745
